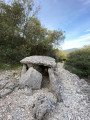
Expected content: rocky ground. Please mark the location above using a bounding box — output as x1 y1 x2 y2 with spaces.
0 63 90 120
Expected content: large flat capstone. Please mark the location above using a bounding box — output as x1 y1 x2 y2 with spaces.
19 67 42 89
20 56 56 68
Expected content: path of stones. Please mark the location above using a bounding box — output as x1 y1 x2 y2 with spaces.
0 63 90 120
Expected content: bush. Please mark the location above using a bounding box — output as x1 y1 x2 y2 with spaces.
65 45 90 77
55 49 67 62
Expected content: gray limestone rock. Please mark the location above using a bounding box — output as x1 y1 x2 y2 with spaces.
0 82 16 98
19 67 42 89
48 68 61 102
21 64 27 76
0 63 90 120
6 82 16 88
0 81 8 90
0 88 13 98
35 97 51 120
20 56 56 68
30 96 52 120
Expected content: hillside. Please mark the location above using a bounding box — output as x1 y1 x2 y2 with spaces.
63 48 77 53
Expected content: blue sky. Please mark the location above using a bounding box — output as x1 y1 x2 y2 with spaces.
35 0 90 50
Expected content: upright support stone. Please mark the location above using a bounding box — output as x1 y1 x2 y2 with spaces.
19 67 42 89
48 68 60 102
21 64 27 76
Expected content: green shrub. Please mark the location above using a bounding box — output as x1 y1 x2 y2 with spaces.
65 45 90 77
0 63 22 70
56 49 67 62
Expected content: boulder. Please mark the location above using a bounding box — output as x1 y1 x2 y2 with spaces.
20 56 56 68
19 67 42 89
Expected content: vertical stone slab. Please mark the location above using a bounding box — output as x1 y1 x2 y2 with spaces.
19 67 42 90
48 68 60 101
21 64 27 77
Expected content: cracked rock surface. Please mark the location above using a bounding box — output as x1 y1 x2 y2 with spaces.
0 63 90 120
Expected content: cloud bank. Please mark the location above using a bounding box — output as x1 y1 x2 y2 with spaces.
62 33 90 50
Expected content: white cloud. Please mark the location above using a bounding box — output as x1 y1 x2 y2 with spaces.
86 29 90 32
61 33 90 50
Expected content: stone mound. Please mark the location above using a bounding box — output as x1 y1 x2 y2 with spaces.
0 57 90 120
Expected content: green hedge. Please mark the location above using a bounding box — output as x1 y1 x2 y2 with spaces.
65 45 90 77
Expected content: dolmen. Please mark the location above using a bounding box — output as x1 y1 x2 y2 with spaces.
19 56 60 101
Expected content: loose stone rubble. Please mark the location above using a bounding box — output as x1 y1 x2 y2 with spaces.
46 63 90 120
0 56 90 120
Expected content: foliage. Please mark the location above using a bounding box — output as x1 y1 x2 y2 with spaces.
56 49 67 62
0 0 65 64
65 45 90 77
0 63 22 70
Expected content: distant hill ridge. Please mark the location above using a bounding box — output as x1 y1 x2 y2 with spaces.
63 48 77 51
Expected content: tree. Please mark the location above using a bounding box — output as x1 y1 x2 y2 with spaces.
24 17 65 56
0 0 65 64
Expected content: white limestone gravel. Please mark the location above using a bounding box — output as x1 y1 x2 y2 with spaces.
0 63 90 120
46 63 90 120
